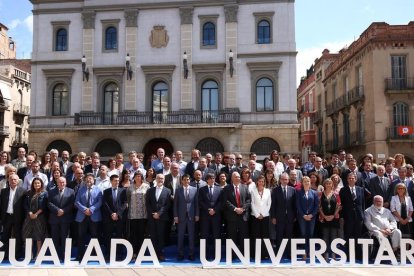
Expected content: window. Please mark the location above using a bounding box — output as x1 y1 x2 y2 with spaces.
199 15 218 49
343 113 350 147
391 55 407 89
105 27 117 50
332 119 338 150
95 139 122 157
103 82 119 124
357 109 365 142
250 137 280 155
309 91 313 112
55 28 67 51
15 127 22 143
256 78 273 111
202 22 216 46
393 102 409 127
46 140 72 154
201 80 219 122
52 84 68 116
196 137 224 156
257 20 271 44
153 82 168 123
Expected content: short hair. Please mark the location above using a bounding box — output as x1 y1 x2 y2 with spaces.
181 174 191 180
84 173 95 180
205 173 215 181
110 174 119 181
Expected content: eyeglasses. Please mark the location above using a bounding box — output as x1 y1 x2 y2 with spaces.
236 157 242 160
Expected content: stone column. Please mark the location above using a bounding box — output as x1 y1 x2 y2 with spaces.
179 7 194 110
124 9 139 110
224 4 238 108
81 10 95 111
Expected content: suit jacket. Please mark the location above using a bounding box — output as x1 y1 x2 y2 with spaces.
17 167 30 181
173 185 199 221
270 185 296 223
198 184 223 219
48 187 75 224
190 180 207 190
75 185 103 222
102 187 128 222
368 176 391 204
309 167 329 181
360 171 377 189
209 163 224 176
198 167 216 181
296 189 319 217
185 161 198 180
341 169 363 187
285 168 303 182
59 160 73 175
250 170 262 182
223 184 251 222
0 186 26 224
164 173 181 197
339 185 365 221
145 186 171 221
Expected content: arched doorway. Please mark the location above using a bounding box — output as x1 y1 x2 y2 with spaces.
94 139 122 157
46 140 72 155
196 137 224 156
142 138 174 168
250 137 281 156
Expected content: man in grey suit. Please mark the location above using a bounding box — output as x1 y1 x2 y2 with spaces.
190 170 207 190
174 174 199 261
368 165 391 208
248 160 262 182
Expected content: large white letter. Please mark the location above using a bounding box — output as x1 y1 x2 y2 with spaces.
358 238 373 266
64 238 77 266
401 239 414 265
225 239 250 266
309 239 327 265
330 238 347 265
80 239 106 266
374 238 398 265
9 239 31 267
291 239 306 266
348 239 356 265
200 239 221 267
109 239 133 267
263 238 284 266
34 238 60 266
134 239 160 267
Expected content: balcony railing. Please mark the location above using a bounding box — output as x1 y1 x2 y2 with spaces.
74 109 240 126
387 126 414 140
13 104 30 116
385 78 414 92
347 85 364 105
0 126 10 136
326 86 364 116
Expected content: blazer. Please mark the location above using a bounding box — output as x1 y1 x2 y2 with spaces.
341 170 363 187
102 187 128 222
360 171 377 188
339 185 365 221
184 161 198 180
223 184 251 222
250 186 271 218
368 176 392 204
59 160 73 175
17 167 30 181
190 179 207 190
198 184 223 218
47 187 75 224
390 195 413 222
296 189 319 217
23 191 48 214
173 185 199 221
285 168 304 182
309 168 329 181
145 185 171 221
75 185 103 222
164 173 181 197
270 185 296 223
209 163 224 176
0 186 26 224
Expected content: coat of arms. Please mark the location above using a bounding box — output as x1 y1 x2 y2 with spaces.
150 25 169 48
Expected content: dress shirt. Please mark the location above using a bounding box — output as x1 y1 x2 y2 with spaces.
7 187 16 214
156 185 163 201
365 206 397 232
95 176 111 192
23 172 48 191
177 160 187 175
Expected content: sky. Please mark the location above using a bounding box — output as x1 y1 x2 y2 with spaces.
1 0 414 85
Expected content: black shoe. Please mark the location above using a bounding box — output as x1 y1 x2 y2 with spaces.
177 254 184 261
158 254 166 262
188 255 195 261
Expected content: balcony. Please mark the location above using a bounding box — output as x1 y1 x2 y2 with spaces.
326 86 364 116
74 109 240 126
385 78 414 94
387 126 414 140
13 104 30 116
0 126 9 136
313 110 322 124
347 85 364 105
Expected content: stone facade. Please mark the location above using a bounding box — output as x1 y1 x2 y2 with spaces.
29 0 298 160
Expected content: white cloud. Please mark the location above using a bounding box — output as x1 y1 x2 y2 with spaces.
296 40 353 86
24 15 33 33
7 15 33 33
8 19 22 29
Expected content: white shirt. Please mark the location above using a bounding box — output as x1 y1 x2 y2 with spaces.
95 176 111 192
156 185 163 201
365 205 397 232
7 187 16 214
23 171 48 191
172 175 180 193
250 186 271 218
177 160 187 175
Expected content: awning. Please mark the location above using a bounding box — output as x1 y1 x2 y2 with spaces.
0 82 12 100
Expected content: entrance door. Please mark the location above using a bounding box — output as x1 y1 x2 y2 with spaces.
142 138 174 168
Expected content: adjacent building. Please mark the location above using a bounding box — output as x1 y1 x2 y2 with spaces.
298 22 414 163
29 0 298 161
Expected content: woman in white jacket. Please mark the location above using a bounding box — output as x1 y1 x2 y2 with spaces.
390 182 413 238
250 175 272 259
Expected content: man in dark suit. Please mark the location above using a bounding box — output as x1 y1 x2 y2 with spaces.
391 166 414 196
59 150 73 176
190 170 207 190
223 171 251 256
209 152 224 178
66 162 81 184
368 165 391 208
248 160 262 183
84 157 100 177
146 173 171 261
185 149 201 181
102 174 127 259
341 159 362 187
197 158 215 181
339 172 365 259
199 173 223 258
173 174 199 260
360 161 377 189
0 174 26 259
164 162 181 198
271 172 296 258
17 154 34 180
308 156 329 181
75 173 103 260
48 176 75 259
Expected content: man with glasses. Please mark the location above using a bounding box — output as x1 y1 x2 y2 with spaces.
308 157 328 181
302 151 316 176
249 152 262 171
406 165 414 181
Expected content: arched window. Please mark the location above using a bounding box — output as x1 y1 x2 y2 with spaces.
196 137 224 156
153 82 168 123
202 22 216 46
257 20 271 44
55 28 67 51
52 83 68 116
105 26 117 50
250 137 280 155
46 140 72 154
256 78 273 111
103 82 119 124
202 80 218 111
95 139 122 157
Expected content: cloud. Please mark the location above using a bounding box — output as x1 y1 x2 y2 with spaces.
7 15 33 33
296 40 353 86
24 15 33 33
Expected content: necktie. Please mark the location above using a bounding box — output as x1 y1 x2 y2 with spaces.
93 169 97 177
235 185 240 208
112 188 117 204
209 186 213 197
351 188 356 200
380 177 385 191
86 187 91 207
59 189 64 200
283 187 287 200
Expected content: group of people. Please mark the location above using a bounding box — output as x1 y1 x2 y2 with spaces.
0 146 411 262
